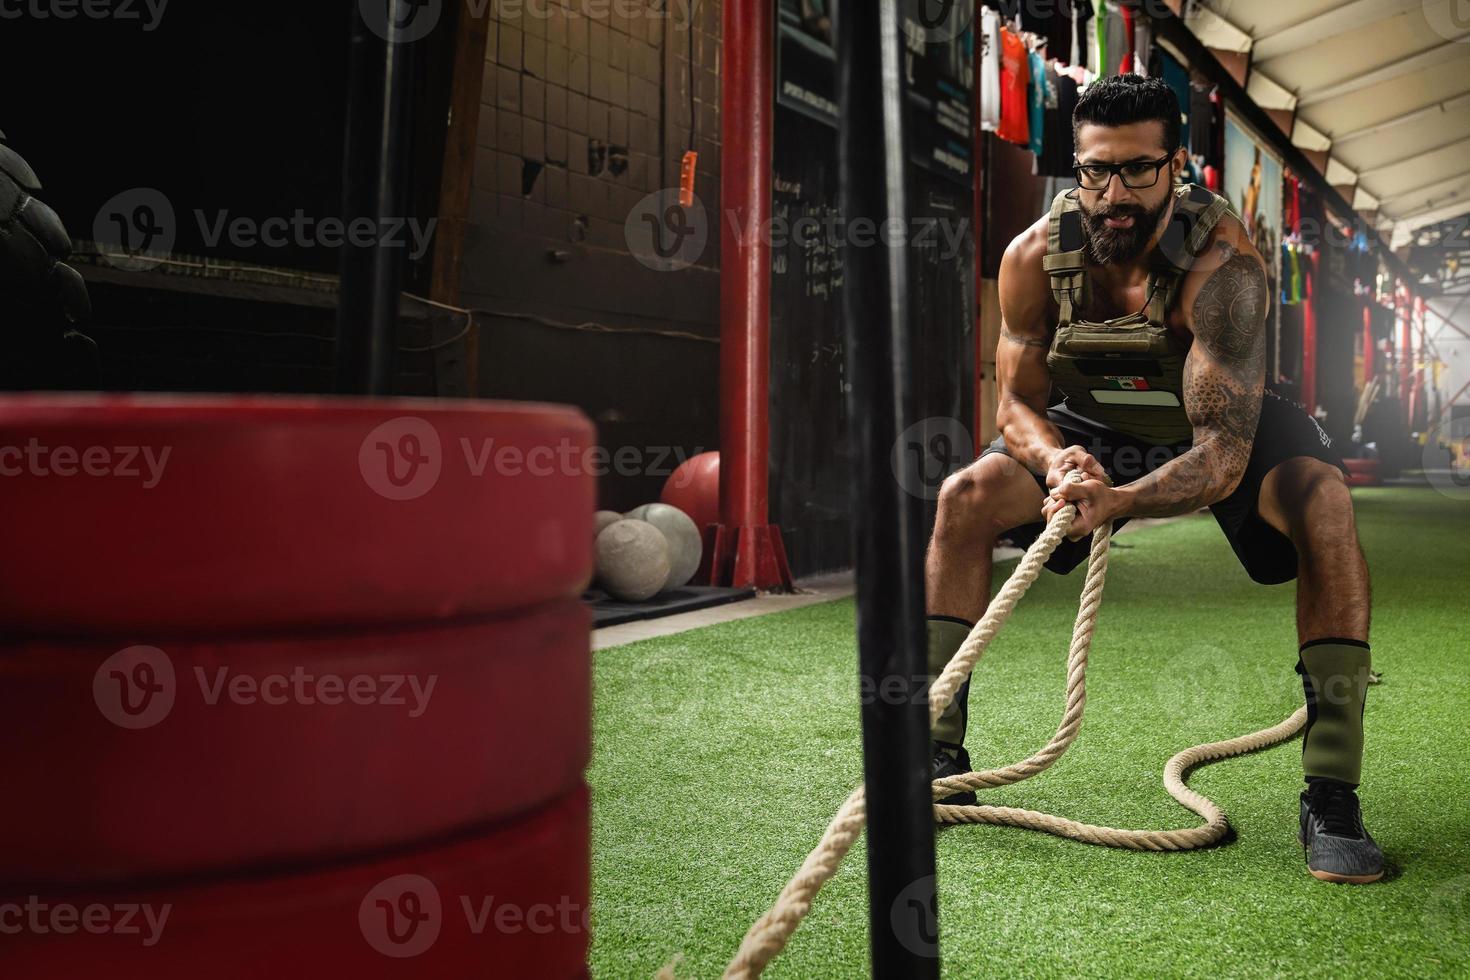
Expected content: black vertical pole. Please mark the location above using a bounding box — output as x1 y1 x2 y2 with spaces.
337 1 418 396
835 2 941 978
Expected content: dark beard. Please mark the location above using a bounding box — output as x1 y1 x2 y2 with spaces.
1079 195 1170 266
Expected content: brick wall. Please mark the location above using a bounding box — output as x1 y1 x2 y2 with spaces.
467 0 722 281
459 1 724 512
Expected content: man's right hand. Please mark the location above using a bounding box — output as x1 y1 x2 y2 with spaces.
1044 445 1107 490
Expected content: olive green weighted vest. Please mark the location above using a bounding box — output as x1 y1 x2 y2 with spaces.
1043 182 1236 446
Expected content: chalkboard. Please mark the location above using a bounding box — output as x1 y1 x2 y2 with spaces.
769 108 975 578
769 111 853 577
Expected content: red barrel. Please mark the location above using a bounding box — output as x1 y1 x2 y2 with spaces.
1343 457 1380 487
0 395 595 635
0 787 591 979
0 599 589 883
0 396 594 977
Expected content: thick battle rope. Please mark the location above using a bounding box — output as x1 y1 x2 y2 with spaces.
706 472 1312 980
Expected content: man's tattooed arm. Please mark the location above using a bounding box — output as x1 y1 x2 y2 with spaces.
1001 328 1049 348
1114 242 1267 517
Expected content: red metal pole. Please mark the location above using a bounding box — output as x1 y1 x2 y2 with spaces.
1361 294 1374 383
1398 284 1413 425
1414 293 1428 430
712 0 792 591
973 62 986 449
1301 250 1318 414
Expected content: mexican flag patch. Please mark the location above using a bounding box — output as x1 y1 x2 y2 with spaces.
1103 376 1151 391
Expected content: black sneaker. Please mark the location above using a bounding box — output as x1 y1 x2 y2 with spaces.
1299 779 1384 884
932 744 977 806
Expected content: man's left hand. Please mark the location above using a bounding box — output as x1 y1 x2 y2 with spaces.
1042 478 1125 541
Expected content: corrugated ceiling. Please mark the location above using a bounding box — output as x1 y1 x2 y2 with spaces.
1188 0 1470 248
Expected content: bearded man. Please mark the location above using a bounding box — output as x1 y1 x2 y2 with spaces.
926 75 1381 884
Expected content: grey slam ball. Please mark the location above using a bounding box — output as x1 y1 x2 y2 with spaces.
624 503 702 591
596 519 670 602
594 510 622 536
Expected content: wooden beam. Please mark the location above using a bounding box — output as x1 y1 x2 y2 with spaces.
1264 107 1294 141
1209 47 1249 87
427 1 492 396
429 2 493 307
1300 148 1329 177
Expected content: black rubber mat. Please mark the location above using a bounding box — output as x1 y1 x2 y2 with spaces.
585 586 757 627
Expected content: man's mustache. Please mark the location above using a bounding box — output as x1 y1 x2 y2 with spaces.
1090 205 1148 223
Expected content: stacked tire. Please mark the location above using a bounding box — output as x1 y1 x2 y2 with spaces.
1343 457 1381 487
0 396 596 978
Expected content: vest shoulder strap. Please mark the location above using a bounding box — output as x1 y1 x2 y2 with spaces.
1044 183 1238 326
1156 183 1237 273
1044 188 1088 324
1150 183 1238 320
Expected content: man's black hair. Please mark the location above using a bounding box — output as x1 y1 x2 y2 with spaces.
1072 74 1182 155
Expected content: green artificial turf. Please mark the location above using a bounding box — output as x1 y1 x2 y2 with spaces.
589 487 1470 978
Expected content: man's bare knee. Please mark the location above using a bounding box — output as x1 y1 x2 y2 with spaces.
1272 460 1356 550
936 455 1035 539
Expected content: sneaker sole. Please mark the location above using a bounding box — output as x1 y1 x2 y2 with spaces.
1309 867 1384 884
1298 834 1384 884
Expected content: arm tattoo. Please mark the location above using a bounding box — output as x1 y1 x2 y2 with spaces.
1119 250 1268 518
1193 243 1267 364
1001 328 1049 348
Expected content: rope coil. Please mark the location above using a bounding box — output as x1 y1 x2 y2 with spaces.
705 472 1311 979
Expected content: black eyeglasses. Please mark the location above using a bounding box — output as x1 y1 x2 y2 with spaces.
1072 154 1175 191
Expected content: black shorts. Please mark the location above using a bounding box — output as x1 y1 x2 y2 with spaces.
980 389 1346 585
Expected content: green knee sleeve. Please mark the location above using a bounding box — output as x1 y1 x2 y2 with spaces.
928 617 974 751
1296 640 1372 786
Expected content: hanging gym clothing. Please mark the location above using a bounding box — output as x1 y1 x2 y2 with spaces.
1134 20 1153 76
1114 2 1136 74
1069 0 1094 69
1189 82 1211 155
1038 63 1081 178
1018 0 1069 55
1017 0 1096 67
979 7 1002 133
1091 0 1107 77
997 26 1032 146
1189 81 1221 161
1285 174 1303 235
1028 47 1047 158
1158 50 1191 150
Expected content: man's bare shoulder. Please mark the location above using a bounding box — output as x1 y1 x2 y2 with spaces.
997 216 1056 343
1178 211 1270 359
1185 210 1266 285
1000 215 1053 293
1002 215 1050 274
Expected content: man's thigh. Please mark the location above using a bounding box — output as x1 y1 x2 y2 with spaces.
1208 390 1348 584
978 407 1181 572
